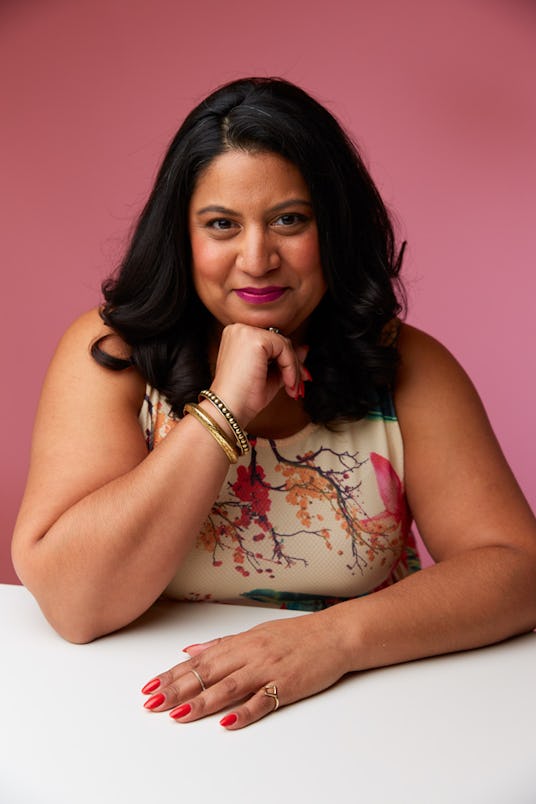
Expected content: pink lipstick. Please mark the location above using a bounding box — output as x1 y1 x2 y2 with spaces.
234 286 287 304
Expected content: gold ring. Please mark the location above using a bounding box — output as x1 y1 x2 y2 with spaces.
190 669 206 691
263 684 279 711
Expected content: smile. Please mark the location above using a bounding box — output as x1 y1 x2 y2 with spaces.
234 287 287 304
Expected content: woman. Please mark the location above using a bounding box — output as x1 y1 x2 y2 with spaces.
12 77 536 730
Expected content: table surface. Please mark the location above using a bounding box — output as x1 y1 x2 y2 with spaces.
1 583 535 804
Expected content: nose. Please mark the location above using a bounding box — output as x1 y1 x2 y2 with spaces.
236 227 280 276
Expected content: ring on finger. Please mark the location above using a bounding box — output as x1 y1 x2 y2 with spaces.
267 327 282 335
189 668 206 692
263 683 279 711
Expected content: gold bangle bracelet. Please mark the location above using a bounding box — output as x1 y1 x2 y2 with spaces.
183 403 239 464
198 389 250 456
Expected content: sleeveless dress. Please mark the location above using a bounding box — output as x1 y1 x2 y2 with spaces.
138 388 421 611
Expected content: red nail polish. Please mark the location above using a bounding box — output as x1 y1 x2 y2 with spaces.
303 367 313 381
299 380 305 398
220 713 238 727
182 643 201 653
141 678 161 694
144 693 165 710
169 703 192 720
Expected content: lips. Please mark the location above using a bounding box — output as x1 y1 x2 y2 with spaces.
234 286 287 304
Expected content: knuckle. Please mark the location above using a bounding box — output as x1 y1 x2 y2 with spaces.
238 690 273 725
250 631 271 652
162 680 182 704
221 675 239 696
239 701 254 722
155 669 171 687
190 656 211 680
194 695 208 715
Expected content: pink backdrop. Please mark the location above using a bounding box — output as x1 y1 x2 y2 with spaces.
1 0 535 583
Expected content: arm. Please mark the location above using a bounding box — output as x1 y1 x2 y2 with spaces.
327 324 536 668
12 311 307 643
12 310 231 642
141 325 536 728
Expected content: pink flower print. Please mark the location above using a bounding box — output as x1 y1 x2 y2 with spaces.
369 452 407 529
355 453 408 562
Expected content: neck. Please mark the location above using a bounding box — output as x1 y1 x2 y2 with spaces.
246 389 310 439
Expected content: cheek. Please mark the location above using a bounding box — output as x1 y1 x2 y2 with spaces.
293 236 324 283
190 238 227 284
288 227 318 264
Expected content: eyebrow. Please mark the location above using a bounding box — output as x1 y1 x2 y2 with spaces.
195 198 313 216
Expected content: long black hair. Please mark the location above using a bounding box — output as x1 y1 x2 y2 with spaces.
92 76 406 422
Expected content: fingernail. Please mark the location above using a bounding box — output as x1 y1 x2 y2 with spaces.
141 678 161 694
182 643 201 653
303 367 313 382
144 693 165 710
169 703 192 720
293 381 304 400
220 713 238 727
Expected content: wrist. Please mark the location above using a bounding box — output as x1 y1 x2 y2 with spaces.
316 600 367 675
183 403 240 463
198 389 250 457
205 384 254 431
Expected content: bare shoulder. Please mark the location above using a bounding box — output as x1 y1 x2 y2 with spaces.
13 309 148 554
53 306 140 375
45 307 145 408
394 321 500 469
58 306 121 348
393 323 536 560
393 322 497 446
395 323 477 411
34 306 147 463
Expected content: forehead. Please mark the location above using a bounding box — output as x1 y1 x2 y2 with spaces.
190 150 310 208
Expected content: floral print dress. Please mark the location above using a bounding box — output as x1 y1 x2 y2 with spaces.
139 387 421 611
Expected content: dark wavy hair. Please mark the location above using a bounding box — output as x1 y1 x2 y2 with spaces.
92 76 406 423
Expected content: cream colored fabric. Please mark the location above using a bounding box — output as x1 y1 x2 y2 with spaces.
139 386 420 611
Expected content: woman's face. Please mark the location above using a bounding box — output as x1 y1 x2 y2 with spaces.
188 149 326 340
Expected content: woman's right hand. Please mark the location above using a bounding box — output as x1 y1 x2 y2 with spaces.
210 323 310 428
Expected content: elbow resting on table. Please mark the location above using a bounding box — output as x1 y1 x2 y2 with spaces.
46 613 104 645
12 553 124 644
37 593 122 644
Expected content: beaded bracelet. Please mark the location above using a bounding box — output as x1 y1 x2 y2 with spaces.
199 389 250 456
183 403 239 464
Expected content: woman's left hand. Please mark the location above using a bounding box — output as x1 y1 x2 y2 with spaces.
141 612 350 729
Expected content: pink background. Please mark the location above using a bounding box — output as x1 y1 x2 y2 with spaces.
1 0 535 583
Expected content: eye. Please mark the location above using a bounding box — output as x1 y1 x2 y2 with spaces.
274 213 308 228
207 218 234 231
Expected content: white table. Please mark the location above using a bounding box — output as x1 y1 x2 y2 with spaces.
1 584 535 804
